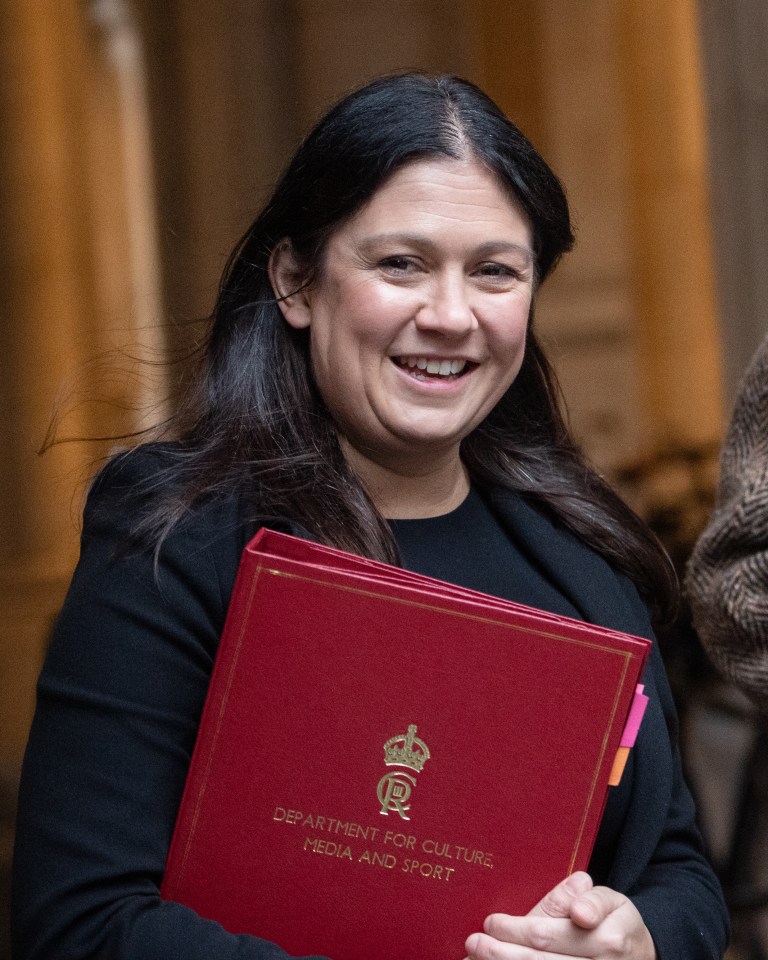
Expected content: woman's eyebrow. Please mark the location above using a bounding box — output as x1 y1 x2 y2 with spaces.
356 233 534 263
473 240 535 263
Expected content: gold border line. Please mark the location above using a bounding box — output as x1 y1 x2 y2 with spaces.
176 565 263 883
175 560 641 885
567 653 631 872
264 566 639 657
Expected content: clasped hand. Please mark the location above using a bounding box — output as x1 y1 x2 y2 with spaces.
464 872 656 960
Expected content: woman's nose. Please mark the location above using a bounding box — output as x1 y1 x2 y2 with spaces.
415 275 477 336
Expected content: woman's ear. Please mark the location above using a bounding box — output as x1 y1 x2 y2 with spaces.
268 240 313 329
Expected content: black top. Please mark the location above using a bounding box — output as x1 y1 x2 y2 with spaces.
390 485 582 615
390 487 632 884
11 446 728 960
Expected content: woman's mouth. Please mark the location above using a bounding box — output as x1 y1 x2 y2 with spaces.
393 356 474 381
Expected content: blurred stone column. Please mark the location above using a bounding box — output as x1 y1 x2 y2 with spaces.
532 0 650 470
133 0 307 340
0 0 99 767
617 0 724 447
86 0 168 428
697 0 768 403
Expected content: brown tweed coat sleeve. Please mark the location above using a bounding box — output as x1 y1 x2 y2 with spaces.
686 334 768 713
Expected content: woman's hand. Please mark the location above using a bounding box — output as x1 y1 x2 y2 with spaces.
464 872 657 960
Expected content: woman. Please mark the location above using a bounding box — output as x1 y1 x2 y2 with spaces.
12 73 727 959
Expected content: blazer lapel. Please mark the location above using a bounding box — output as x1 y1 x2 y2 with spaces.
482 486 644 634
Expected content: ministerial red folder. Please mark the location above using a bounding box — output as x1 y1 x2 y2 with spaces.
161 528 651 959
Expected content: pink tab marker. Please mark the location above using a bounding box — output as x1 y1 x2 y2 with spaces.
620 684 649 748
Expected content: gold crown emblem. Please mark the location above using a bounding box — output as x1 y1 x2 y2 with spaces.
383 725 430 773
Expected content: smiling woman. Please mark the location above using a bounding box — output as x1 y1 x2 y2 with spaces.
11 73 728 960
269 158 534 517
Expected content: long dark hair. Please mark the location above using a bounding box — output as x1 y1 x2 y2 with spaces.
130 72 677 622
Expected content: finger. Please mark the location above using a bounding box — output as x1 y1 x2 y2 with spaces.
569 885 626 929
467 932 589 960
466 931 521 959
569 893 656 959
528 871 594 918
468 930 541 959
481 914 591 955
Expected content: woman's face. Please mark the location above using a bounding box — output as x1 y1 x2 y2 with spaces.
274 157 535 473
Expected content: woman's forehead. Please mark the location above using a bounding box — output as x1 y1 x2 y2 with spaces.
333 157 533 249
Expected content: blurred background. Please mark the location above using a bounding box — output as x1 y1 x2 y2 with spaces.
1 1 766 957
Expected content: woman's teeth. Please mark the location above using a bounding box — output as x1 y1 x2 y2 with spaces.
397 356 468 378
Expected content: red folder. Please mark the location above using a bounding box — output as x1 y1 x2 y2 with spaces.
161 528 650 959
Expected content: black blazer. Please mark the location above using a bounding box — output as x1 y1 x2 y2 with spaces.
11 448 728 960
484 487 727 957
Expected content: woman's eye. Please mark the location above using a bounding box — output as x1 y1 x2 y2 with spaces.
379 256 417 274
477 262 517 279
